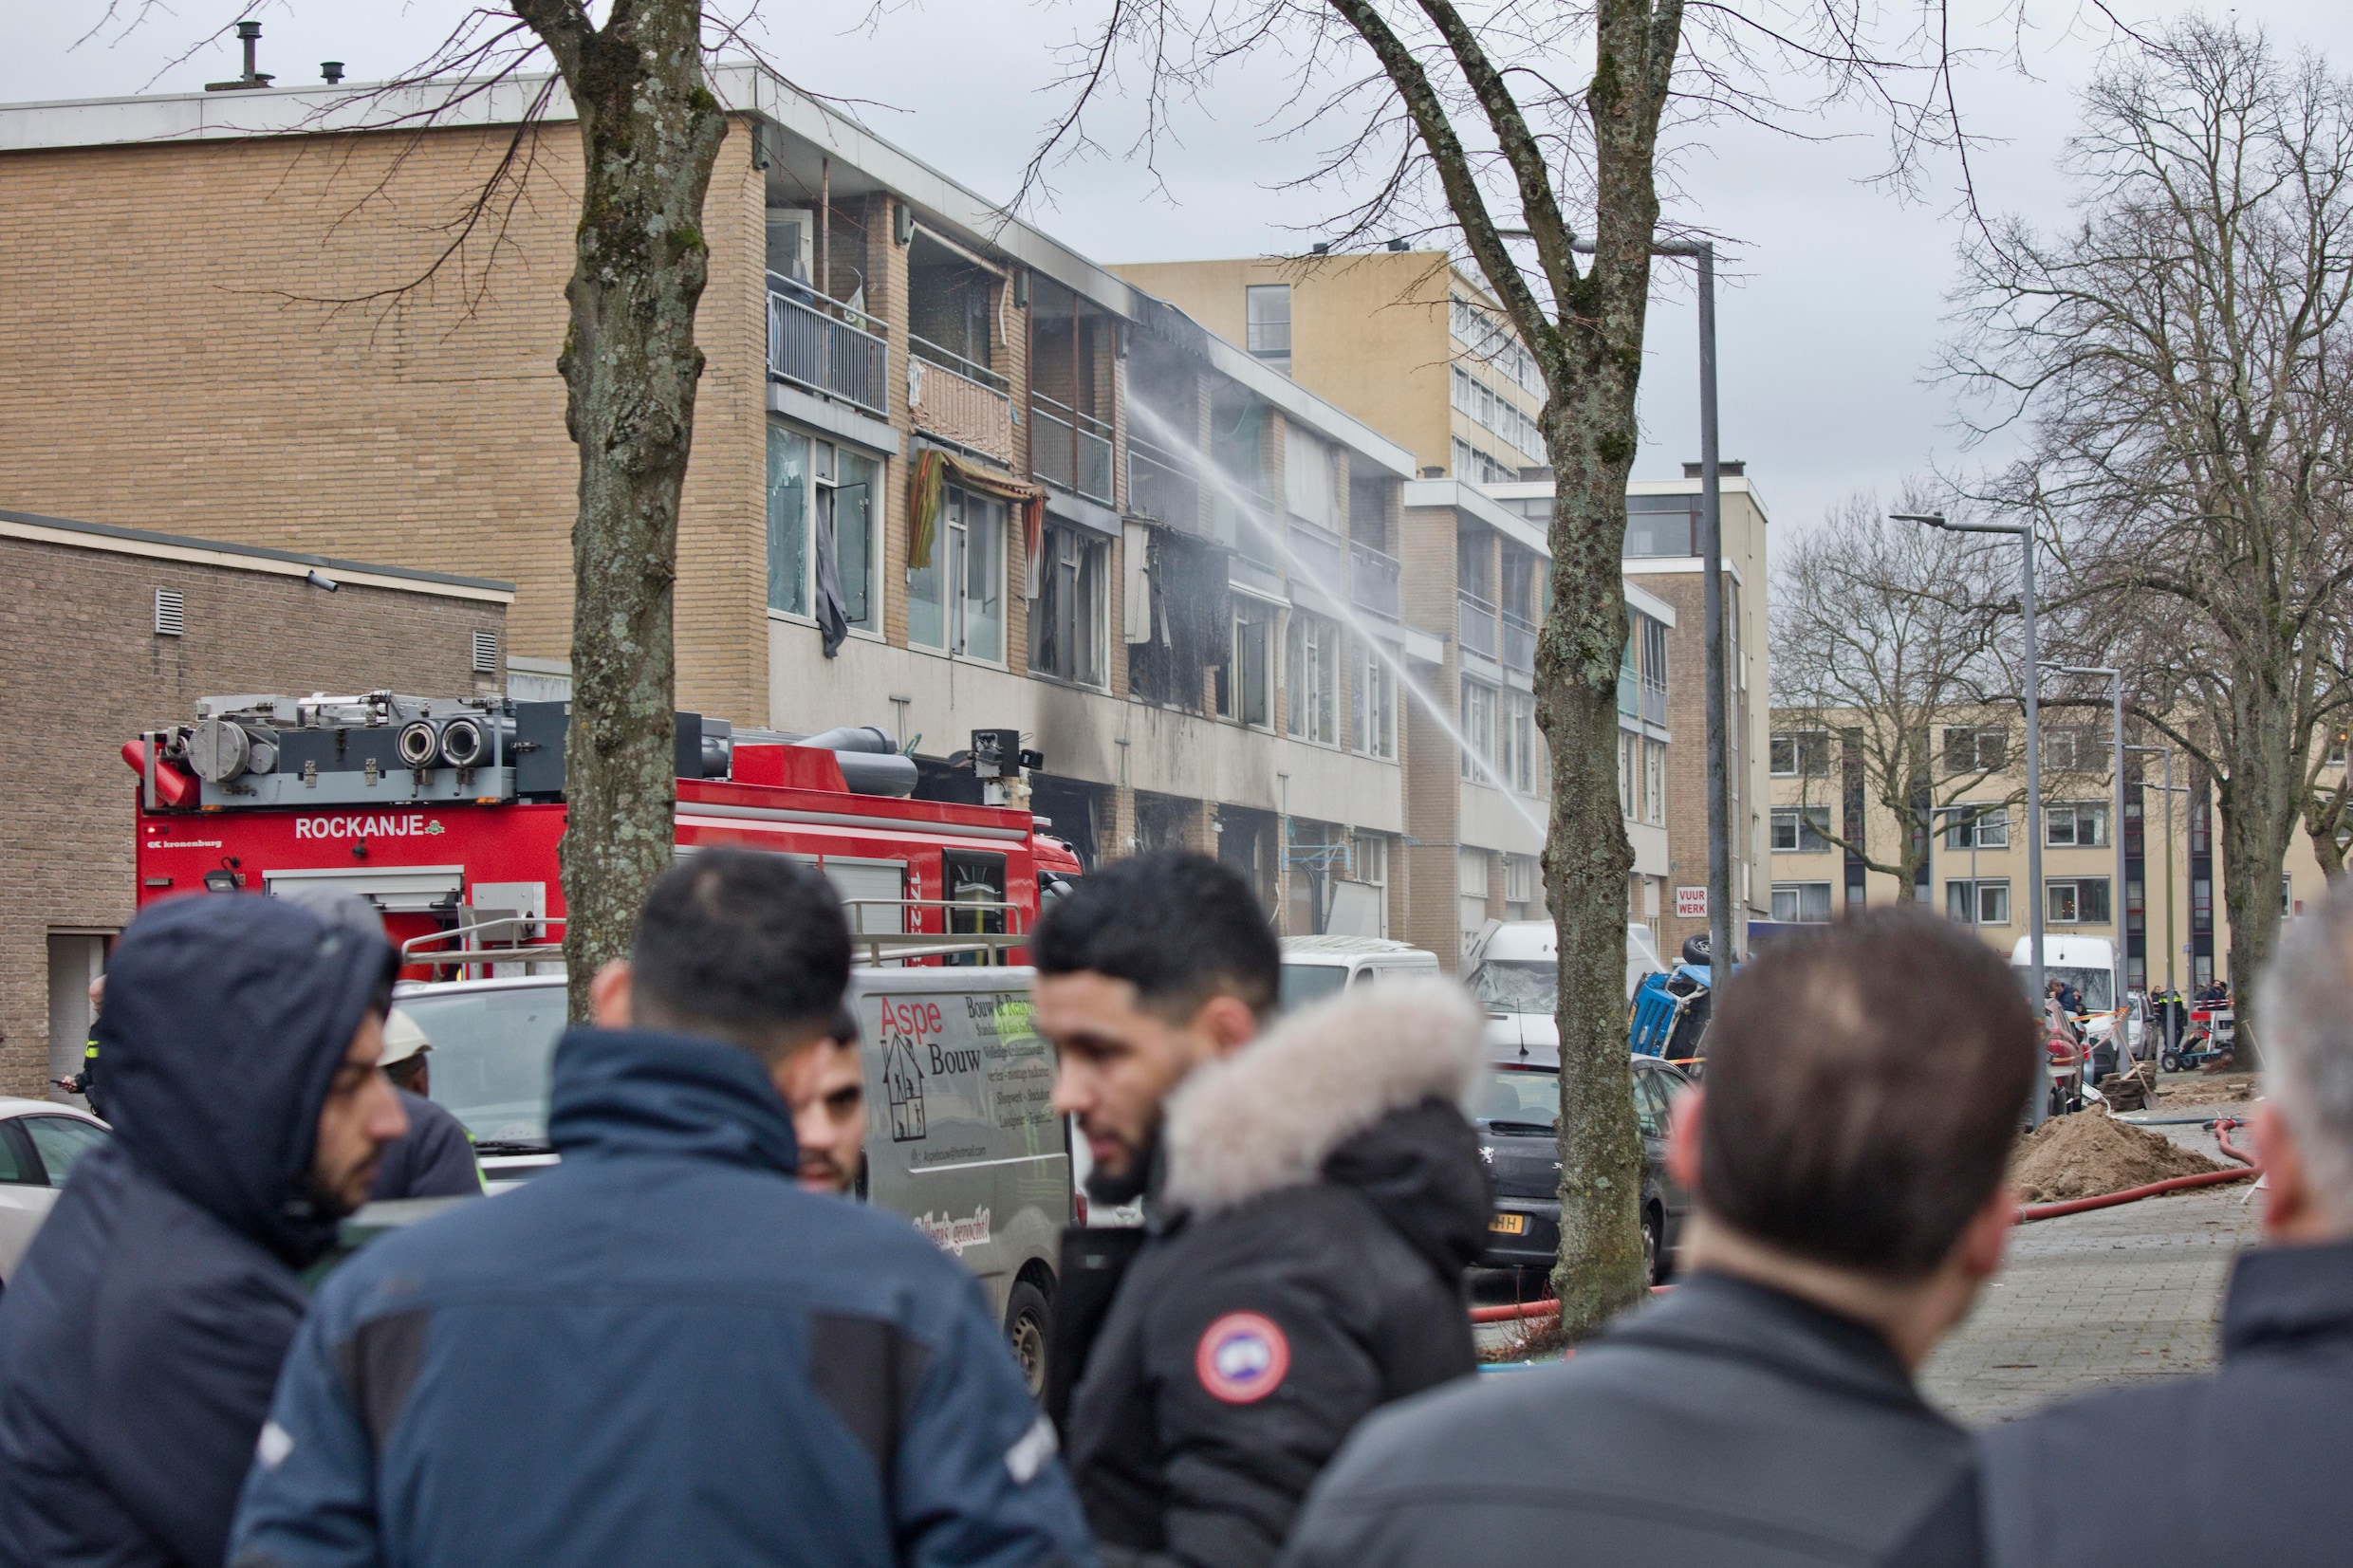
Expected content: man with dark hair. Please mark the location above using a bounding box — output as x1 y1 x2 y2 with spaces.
232 849 1094 1568
1034 851 1489 1568
781 1006 866 1195
1968 876 2353 1568
0 895 408 1568
1281 907 2037 1568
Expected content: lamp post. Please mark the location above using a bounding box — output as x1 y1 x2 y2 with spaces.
1895 510 2046 1123
2050 664 2125 1028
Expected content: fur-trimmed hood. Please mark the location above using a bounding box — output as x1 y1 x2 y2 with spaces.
1161 978 1491 1273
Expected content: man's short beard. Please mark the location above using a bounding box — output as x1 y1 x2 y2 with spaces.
1084 1123 1161 1207
800 1155 851 1193
306 1163 372 1221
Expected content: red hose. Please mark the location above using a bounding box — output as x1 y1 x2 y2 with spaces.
2015 1116 2257 1223
1470 1283 1669 1324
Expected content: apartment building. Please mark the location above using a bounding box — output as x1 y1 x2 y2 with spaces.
1765 710 2336 992
0 65 1443 946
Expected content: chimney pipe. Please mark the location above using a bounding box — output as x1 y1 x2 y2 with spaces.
321 61 345 84
205 19 274 91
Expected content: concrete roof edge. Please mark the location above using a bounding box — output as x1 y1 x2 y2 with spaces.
0 508 518 598
1623 579 1677 626
1193 334 1416 478
1401 477 1547 557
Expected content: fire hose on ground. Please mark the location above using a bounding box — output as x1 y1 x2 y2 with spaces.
1469 1119 2258 1325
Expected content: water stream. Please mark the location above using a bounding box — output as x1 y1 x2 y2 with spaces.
1125 399 1548 837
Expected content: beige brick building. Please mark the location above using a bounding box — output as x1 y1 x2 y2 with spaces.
0 66 1463 968
0 508 510 1098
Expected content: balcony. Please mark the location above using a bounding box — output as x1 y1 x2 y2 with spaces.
1501 609 1538 673
1287 519 1346 600
1458 591 1499 661
1619 663 1640 717
908 337 1013 465
1641 677 1667 727
1031 392 1115 506
1127 434 1200 532
768 279 889 419
1350 542 1401 620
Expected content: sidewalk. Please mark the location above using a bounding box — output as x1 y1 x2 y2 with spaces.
1919 1093 2261 1425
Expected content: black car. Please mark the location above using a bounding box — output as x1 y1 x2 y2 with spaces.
1473 1055 1693 1285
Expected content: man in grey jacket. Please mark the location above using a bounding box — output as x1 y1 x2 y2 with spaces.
1280 908 2037 1568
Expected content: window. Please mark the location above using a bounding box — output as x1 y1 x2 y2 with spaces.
1029 522 1108 685
2329 730 2348 768
1623 495 1695 558
22 1116 106 1188
1642 739 1665 826
1220 600 1274 727
1460 678 1499 783
1944 725 2009 773
1619 731 1638 819
1246 284 1291 372
1769 730 1831 777
768 425 880 636
1770 806 1833 854
2046 802 2108 848
1501 689 1537 793
1943 804 2010 850
2047 877 2112 925
1287 611 1341 745
1353 638 1397 759
1459 847 1491 953
1504 854 1538 920
1947 879 2011 926
1770 882 1834 923
1450 436 1515 486
908 484 1005 661
1284 427 1336 528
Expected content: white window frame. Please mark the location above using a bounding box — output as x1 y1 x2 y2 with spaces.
1770 730 1830 778
1028 521 1108 687
2045 802 2109 849
768 423 884 638
1354 638 1397 760
1770 882 1834 924
1287 610 1341 747
2046 876 2111 926
1223 600 1275 729
1942 803 2010 850
907 483 1007 665
1460 677 1499 784
1947 878 2011 926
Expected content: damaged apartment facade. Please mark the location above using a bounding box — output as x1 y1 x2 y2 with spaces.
0 63 1504 944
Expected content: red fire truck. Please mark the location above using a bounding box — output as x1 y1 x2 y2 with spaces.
123 691 1081 969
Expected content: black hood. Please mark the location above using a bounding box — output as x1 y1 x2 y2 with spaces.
99 893 398 1266
1323 1099 1494 1276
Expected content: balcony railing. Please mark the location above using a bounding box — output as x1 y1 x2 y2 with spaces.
1287 519 1346 600
1458 591 1499 661
768 278 890 419
1031 392 1115 506
908 336 1013 465
1641 677 1667 727
1501 608 1538 673
1127 434 1200 532
1350 541 1401 620
1619 663 1640 717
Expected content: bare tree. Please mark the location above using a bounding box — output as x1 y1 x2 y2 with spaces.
1950 18 2353 1045
1772 491 2034 898
1029 0 1999 1336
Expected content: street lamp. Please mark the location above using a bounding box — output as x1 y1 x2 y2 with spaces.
1894 510 2047 1124
2048 665 2125 1033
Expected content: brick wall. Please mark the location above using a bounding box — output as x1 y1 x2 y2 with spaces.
0 532 505 1097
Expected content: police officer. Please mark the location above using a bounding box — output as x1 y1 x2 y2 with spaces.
52 975 105 1119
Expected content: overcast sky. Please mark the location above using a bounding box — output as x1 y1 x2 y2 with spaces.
11 2 2353 542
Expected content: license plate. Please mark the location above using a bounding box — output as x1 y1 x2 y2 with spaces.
1488 1212 1528 1235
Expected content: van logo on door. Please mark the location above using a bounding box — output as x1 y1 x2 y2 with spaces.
884 1037 927 1142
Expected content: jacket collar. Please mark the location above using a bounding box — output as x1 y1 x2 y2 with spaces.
2221 1238 2353 1355
1605 1270 1942 1421
546 1026 800 1178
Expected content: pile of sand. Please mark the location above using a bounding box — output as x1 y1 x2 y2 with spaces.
2010 1112 2222 1204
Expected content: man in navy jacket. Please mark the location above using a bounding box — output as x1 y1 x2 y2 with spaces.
230 849 1095 1568
0 894 409 1568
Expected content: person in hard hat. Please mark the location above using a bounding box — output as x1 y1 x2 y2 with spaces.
369 1010 483 1201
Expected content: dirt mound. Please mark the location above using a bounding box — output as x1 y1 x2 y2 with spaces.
2010 1112 2222 1204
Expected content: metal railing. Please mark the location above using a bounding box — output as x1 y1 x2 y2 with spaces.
399 915 566 979
1619 663 1640 717
841 897 1029 967
1350 542 1401 619
1127 434 1200 530
1458 591 1499 661
1640 677 1668 727
1501 608 1538 673
768 279 890 419
1031 391 1115 505
1287 519 1347 599
908 337 1014 464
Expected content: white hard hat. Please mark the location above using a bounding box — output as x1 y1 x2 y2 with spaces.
380 1008 433 1067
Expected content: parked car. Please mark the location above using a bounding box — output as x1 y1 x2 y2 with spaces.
1473 1055 1691 1286
1463 919 1665 1060
387 967 1072 1393
0 1099 111 1288
1276 935 1441 1012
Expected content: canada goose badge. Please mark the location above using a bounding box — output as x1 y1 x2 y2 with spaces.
1195 1313 1290 1404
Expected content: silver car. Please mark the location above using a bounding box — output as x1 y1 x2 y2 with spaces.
0 1099 111 1288
389 968 1073 1393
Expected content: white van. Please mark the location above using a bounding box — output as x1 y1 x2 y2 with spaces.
2009 934 2141 1059
1277 935 1442 1013
1463 920 1665 1059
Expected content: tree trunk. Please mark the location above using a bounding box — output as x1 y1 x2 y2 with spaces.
2215 670 2301 1063
1536 0 1682 1339
515 2 730 1019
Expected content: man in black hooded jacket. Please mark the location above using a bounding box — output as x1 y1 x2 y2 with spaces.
0 893 409 1568
1032 854 1490 1568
